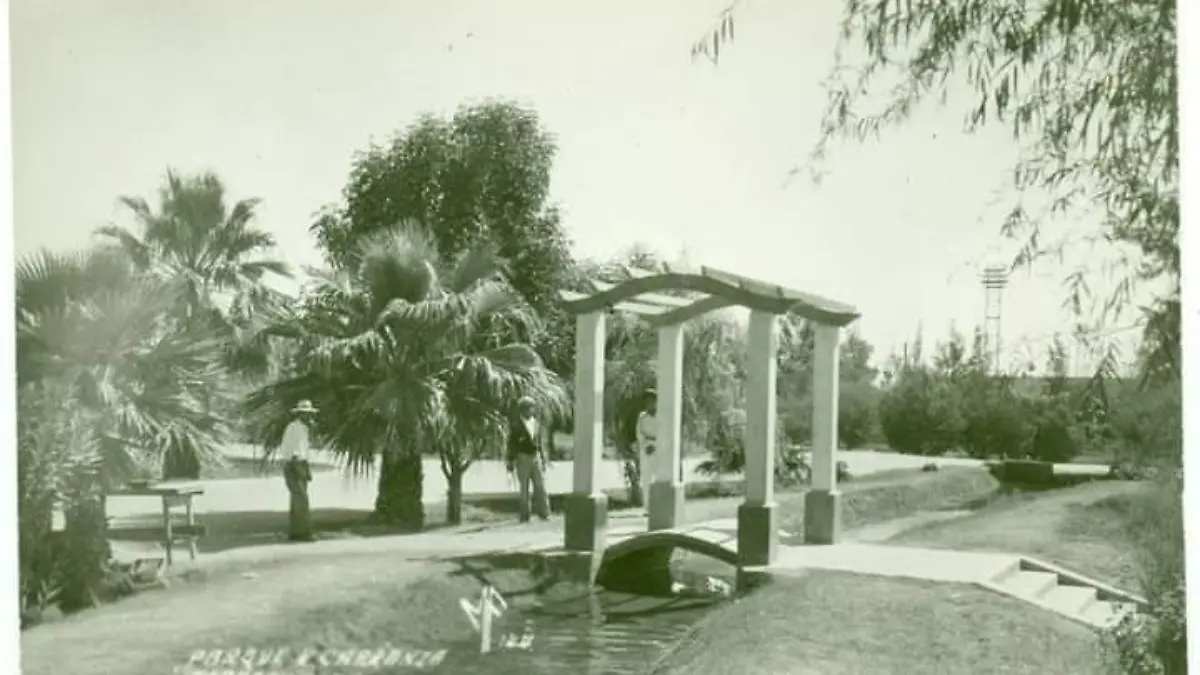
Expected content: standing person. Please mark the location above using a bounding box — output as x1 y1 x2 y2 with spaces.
636 390 658 511
508 396 549 523
281 400 318 542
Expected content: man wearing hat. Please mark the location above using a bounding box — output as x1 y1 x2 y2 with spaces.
282 400 318 542
507 396 549 523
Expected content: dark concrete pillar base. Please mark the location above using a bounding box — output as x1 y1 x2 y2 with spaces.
737 502 778 567
803 490 842 544
564 493 608 552
648 482 686 531
539 549 603 586
736 566 775 595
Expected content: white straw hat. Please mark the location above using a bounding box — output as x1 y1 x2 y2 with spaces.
292 400 318 414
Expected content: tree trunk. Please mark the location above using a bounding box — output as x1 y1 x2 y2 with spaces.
374 451 424 530
161 445 201 480
57 496 108 613
446 466 465 526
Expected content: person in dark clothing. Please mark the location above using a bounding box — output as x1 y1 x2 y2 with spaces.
508 396 549 522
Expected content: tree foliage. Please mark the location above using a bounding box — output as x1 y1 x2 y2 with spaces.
311 101 576 375
776 317 882 447
97 169 291 332
247 224 567 527
697 0 1178 379
16 245 236 616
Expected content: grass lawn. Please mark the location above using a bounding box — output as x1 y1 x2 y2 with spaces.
654 479 1155 674
650 571 1104 675
891 480 1147 589
20 552 456 675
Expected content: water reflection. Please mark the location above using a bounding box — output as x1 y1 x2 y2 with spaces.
432 552 735 674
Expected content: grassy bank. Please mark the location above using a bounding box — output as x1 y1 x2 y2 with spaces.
893 480 1148 589
651 570 1102 674
656 478 1157 673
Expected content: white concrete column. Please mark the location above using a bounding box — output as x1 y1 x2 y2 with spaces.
811 323 841 491
743 310 779 505
572 311 606 495
655 324 684 485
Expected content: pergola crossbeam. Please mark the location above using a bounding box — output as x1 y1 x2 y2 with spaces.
560 289 675 317
588 280 701 310
559 267 860 327
645 295 737 327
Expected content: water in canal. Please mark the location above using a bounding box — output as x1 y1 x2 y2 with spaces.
427 553 737 675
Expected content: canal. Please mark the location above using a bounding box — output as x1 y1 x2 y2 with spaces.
426 553 737 674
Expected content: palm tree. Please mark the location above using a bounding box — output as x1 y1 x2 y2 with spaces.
96 170 292 476
16 247 234 611
246 223 567 529
96 169 291 326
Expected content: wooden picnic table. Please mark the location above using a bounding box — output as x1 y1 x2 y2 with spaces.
106 482 205 565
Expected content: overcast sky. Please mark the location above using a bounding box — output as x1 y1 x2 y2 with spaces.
10 0 1148 373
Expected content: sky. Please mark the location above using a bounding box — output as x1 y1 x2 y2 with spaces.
10 0 1149 374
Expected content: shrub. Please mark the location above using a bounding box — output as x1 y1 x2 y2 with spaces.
18 381 109 619
1107 381 1182 468
1102 477 1186 673
1027 394 1082 463
921 462 939 472
879 371 962 455
958 383 1032 459
697 409 805 486
838 381 881 449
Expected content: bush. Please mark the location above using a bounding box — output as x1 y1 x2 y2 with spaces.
958 382 1032 459
1102 477 1186 674
18 381 109 619
921 462 939 472
1027 394 1082 463
697 409 807 486
878 371 962 455
838 381 881 448
1107 381 1182 468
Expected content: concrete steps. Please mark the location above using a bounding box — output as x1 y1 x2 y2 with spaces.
986 558 1145 629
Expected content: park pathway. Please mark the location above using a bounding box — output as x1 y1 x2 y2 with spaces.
104 450 987 519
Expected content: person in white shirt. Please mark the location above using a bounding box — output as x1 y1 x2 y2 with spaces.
636 391 658 511
281 400 317 542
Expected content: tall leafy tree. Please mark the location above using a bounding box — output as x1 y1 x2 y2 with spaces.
246 224 566 528
311 101 576 375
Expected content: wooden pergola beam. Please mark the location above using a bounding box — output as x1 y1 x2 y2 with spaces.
560 266 860 327
644 295 737 327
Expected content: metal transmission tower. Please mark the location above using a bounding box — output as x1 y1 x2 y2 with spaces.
980 265 1010 373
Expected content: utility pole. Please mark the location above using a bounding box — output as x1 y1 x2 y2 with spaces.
980 265 1010 374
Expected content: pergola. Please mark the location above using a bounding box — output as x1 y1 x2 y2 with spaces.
558 262 861 574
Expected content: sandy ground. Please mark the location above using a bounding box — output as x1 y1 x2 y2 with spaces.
105 446 987 519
